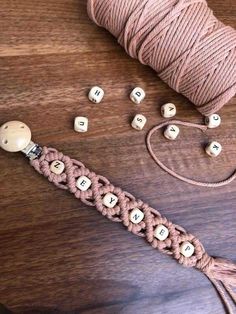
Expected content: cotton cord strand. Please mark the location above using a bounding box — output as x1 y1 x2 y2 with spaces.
87 0 236 116
146 120 236 187
30 147 236 313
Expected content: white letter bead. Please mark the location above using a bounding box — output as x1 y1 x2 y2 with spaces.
154 225 169 241
103 193 118 208
88 86 104 103
180 242 195 257
74 117 88 133
131 114 147 131
130 87 145 104
164 124 180 140
205 114 221 129
76 176 92 191
161 103 176 118
129 208 144 224
50 160 65 175
205 141 222 157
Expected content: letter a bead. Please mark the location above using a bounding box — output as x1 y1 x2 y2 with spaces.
129 208 144 224
154 225 169 241
164 124 180 140
103 193 118 208
88 86 104 103
50 160 65 175
205 114 221 129
131 114 147 130
76 176 92 191
161 103 176 118
205 141 222 157
180 242 195 257
130 87 146 104
74 117 88 133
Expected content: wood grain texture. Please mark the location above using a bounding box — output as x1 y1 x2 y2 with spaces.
0 1 235 313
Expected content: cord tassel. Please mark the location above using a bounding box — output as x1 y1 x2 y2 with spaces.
199 257 236 314
30 147 235 314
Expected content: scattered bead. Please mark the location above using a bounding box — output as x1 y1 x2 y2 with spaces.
130 87 146 104
205 141 222 157
164 124 180 140
74 117 88 133
88 86 104 103
180 242 195 257
161 103 176 118
131 114 147 131
205 114 221 129
0 121 31 152
129 208 144 224
50 160 65 175
103 193 118 208
76 176 92 191
154 224 169 241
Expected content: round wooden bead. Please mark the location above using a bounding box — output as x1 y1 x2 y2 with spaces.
180 242 195 257
205 114 221 129
205 141 222 157
0 121 31 152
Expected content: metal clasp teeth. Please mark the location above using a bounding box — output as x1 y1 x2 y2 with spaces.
21 141 42 160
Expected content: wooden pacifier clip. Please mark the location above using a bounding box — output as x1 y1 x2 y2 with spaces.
0 120 236 314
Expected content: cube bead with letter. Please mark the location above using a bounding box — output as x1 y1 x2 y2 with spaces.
74 117 88 133
164 124 180 140
131 114 147 130
130 87 145 104
88 86 104 103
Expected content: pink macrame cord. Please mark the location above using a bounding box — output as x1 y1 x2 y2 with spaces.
87 0 236 116
146 120 236 187
30 146 236 314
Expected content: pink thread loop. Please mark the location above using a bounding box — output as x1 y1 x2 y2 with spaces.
87 0 236 115
146 120 236 188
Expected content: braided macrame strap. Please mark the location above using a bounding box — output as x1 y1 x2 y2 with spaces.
30 147 236 313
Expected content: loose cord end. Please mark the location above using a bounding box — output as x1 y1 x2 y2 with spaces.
199 256 236 314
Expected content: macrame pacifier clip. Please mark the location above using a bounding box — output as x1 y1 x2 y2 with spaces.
0 120 236 313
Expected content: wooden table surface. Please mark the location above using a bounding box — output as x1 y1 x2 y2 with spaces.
0 1 235 313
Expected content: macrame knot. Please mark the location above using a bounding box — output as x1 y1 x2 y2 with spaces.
196 252 215 274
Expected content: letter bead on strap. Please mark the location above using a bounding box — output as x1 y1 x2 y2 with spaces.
0 121 236 314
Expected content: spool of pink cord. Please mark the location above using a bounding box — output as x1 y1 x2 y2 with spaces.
87 0 236 116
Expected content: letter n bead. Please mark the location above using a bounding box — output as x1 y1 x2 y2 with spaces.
161 103 176 118
103 193 118 208
129 208 144 224
50 160 65 175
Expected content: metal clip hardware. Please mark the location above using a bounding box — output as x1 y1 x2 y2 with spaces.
21 141 42 160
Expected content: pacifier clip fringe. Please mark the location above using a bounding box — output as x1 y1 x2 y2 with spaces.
0 121 236 313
